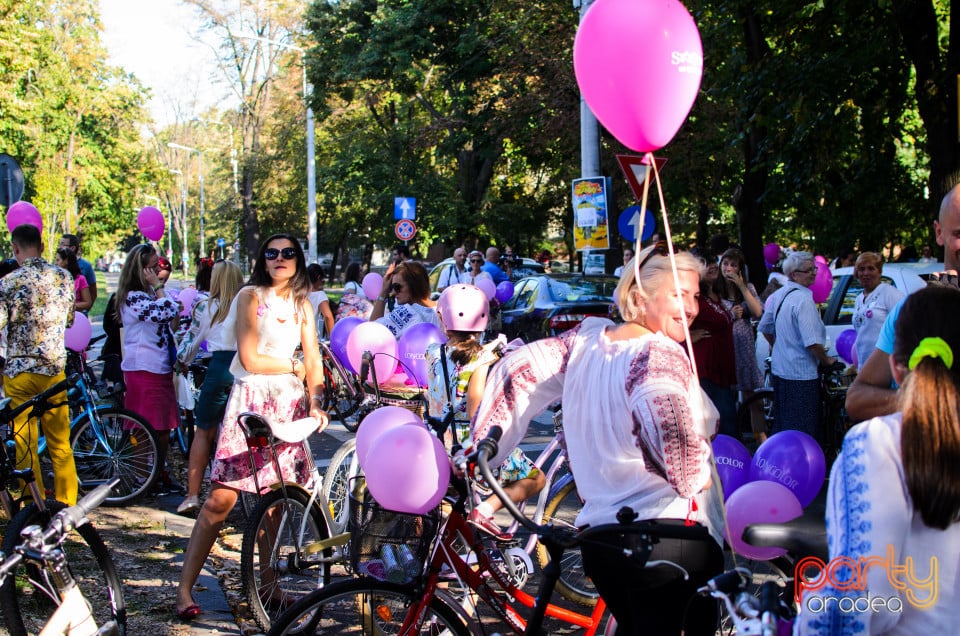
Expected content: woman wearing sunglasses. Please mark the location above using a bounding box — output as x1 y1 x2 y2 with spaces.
472 243 724 635
460 250 493 286
369 260 442 339
176 234 329 620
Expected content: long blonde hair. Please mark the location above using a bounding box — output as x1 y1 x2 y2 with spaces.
209 261 244 325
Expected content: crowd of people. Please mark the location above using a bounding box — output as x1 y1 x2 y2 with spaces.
4 197 960 633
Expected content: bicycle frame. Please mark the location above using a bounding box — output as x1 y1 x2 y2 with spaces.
239 414 350 562
401 495 609 636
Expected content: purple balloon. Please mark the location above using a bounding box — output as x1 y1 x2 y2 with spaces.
397 322 446 388
750 430 826 508
724 481 803 560
330 316 365 372
712 434 752 500
494 280 515 304
762 243 780 265
476 277 496 301
835 328 856 365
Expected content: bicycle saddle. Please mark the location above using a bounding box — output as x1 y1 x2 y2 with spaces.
236 411 319 444
742 516 828 561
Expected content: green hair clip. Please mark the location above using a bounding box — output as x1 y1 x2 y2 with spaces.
908 337 954 371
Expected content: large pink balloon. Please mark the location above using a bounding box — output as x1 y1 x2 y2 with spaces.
137 206 165 241
362 273 383 300
364 425 450 514
177 287 199 316
573 0 703 152
724 481 803 560
64 313 92 352
6 201 43 234
810 260 833 303
475 277 496 301
356 406 422 468
346 321 397 384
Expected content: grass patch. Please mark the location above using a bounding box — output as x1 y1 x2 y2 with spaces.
90 271 109 319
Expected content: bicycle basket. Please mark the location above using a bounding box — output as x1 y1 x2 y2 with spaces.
377 393 426 418
348 482 440 584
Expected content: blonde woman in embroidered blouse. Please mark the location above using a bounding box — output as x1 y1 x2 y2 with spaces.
176 234 329 619
852 252 903 371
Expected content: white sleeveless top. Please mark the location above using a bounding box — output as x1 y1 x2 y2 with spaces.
228 287 304 379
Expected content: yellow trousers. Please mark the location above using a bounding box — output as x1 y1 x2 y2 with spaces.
4 371 77 506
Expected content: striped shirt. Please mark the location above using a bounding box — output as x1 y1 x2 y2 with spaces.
757 281 826 380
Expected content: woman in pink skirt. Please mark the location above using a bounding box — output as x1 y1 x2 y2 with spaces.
117 243 182 493
176 234 329 620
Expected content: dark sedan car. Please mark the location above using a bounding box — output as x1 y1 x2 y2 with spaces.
499 273 618 342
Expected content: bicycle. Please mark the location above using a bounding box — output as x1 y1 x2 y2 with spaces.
735 356 774 448
172 358 208 457
236 410 353 632
819 361 855 464
317 339 365 432
265 426 708 636
0 453 126 636
35 352 161 506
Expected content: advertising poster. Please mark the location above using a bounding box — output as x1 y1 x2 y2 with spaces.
572 177 610 251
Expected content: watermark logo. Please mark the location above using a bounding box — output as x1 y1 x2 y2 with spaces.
795 544 938 613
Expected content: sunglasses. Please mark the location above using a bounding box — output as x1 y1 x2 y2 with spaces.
264 247 298 261
391 283 404 293
470 258 484 264
636 240 670 271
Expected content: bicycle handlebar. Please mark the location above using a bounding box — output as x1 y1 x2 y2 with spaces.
46 478 120 539
3 373 81 422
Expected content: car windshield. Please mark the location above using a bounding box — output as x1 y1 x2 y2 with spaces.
545 277 617 302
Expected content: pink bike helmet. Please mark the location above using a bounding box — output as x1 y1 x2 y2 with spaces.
437 284 489 332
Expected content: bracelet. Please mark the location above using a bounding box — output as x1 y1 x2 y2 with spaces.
376 295 388 303
154 283 164 291
311 394 324 402
291 358 299 374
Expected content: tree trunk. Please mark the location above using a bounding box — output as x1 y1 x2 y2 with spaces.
736 7 771 292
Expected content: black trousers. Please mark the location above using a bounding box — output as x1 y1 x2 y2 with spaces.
580 519 723 636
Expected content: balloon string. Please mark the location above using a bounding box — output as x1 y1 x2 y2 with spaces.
636 153 736 565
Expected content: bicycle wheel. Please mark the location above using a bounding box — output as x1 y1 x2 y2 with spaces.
534 475 599 606
242 486 334 632
0 500 127 636
321 438 362 534
736 388 774 447
70 407 161 506
174 408 196 456
321 349 363 428
267 578 469 635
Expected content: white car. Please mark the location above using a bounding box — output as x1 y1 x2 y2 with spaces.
822 261 945 353
583 252 606 275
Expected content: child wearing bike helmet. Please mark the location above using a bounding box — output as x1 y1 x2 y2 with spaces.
425 284 546 539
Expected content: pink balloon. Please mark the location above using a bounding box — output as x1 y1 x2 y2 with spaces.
724 481 803 560
475 277 496 301
356 406 423 468
362 273 383 300
64 313 92 352
573 0 703 152
814 255 829 265
364 425 450 514
137 206 165 241
810 260 833 303
762 243 781 265
177 287 199 316
6 201 43 234
330 316 365 372
346 321 398 384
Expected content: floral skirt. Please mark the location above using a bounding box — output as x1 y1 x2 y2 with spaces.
209 373 311 493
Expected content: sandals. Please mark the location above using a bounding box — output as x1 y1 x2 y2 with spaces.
176 495 200 516
176 603 201 620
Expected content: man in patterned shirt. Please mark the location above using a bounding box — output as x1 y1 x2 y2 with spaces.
0 224 77 505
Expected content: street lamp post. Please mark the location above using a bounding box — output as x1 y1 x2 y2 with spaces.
168 142 206 259
168 168 188 271
241 34 317 264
